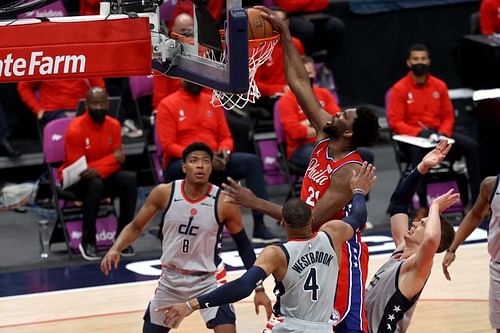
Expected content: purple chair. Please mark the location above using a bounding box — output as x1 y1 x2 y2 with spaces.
43 118 118 256
17 0 67 18
129 75 153 101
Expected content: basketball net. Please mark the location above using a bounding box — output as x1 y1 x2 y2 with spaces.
206 32 279 110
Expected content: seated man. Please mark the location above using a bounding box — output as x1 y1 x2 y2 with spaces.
156 80 280 243
18 78 105 126
386 43 480 214
277 55 340 170
60 87 137 260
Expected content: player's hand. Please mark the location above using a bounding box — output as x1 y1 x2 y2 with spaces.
349 162 377 194
418 140 452 174
254 290 272 320
254 6 288 35
430 189 460 213
80 168 100 179
441 250 456 281
156 303 193 329
100 249 121 276
222 177 258 209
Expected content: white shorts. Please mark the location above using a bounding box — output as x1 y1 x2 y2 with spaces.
147 268 234 328
272 317 333 333
490 260 500 329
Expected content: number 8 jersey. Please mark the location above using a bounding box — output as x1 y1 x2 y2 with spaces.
273 231 339 326
160 180 223 273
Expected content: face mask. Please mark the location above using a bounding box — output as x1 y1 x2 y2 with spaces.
410 63 429 76
88 109 106 124
309 77 315 87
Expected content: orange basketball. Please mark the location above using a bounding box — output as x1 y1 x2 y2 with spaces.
247 8 273 40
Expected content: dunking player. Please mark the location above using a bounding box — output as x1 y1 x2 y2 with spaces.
157 164 376 332
222 6 380 332
100 142 271 333
442 174 500 333
366 141 457 332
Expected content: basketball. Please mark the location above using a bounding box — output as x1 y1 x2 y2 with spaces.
247 8 273 40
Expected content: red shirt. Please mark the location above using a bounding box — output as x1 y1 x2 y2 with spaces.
255 37 305 97
300 138 363 220
274 0 328 13
156 88 233 166
480 0 500 34
80 0 100 15
60 112 122 180
278 86 340 157
17 79 105 115
386 72 454 137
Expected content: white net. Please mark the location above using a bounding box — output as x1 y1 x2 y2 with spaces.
206 34 279 110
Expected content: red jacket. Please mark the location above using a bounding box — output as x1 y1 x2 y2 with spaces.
80 0 100 15
255 37 305 97
156 88 233 166
278 86 340 157
17 79 105 115
274 0 328 13
480 0 500 34
386 72 454 137
60 112 122 180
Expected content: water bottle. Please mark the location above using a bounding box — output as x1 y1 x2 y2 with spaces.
38 219 50 259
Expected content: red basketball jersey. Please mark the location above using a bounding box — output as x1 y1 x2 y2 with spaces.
300 138 363 220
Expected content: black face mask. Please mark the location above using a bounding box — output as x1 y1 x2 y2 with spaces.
88 109 106 124
184 81 203 96
309 77 315 87
410 63 429 76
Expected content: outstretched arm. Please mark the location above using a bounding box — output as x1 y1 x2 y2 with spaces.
257 6 331 138
156 246 285 328
389 140 452 247
442 176 495 280
222 177 283 221
100 184 170 275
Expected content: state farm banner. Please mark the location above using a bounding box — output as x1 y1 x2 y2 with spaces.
0 18 152 82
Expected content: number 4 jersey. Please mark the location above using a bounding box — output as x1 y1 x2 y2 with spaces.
160 180 223 273
273 231 339 327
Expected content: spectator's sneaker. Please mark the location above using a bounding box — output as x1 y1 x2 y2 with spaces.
78 243 101 261
120 245 136 257
252 225 281 244
121 119 143 138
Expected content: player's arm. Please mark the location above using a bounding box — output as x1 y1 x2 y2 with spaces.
442 176 495 280
400 190 460 297
257 6 331 138
157 246 284 328
100 184 171 275
311 163 360 230
389 140 451 247
222 177 283 221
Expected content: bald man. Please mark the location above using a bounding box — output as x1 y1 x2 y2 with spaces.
61 87 138 261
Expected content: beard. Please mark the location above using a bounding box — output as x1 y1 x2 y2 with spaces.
322 122 342 139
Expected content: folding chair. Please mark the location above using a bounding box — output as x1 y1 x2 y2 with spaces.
43 118 118 257
273 102 305 198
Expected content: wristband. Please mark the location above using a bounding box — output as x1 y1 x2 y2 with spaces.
352 188 366 195
185 301 194 311
255 282 265 292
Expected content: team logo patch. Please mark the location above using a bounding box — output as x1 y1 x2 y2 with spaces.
432 91 440 99
190 208 197 216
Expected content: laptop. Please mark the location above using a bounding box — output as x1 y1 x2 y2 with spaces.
75 96 121 118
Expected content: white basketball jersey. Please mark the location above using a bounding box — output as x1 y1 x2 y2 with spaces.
489 175 500 263
273 231 339 323
160 180 223 272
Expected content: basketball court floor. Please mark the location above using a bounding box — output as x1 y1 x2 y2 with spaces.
0 229 492 333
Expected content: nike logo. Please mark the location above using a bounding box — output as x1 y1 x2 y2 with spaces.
205 302 210 308
173 198 183 202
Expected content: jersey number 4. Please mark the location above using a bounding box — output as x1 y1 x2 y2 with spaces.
303 267 319 302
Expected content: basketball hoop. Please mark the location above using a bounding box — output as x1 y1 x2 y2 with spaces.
205 30 279 110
